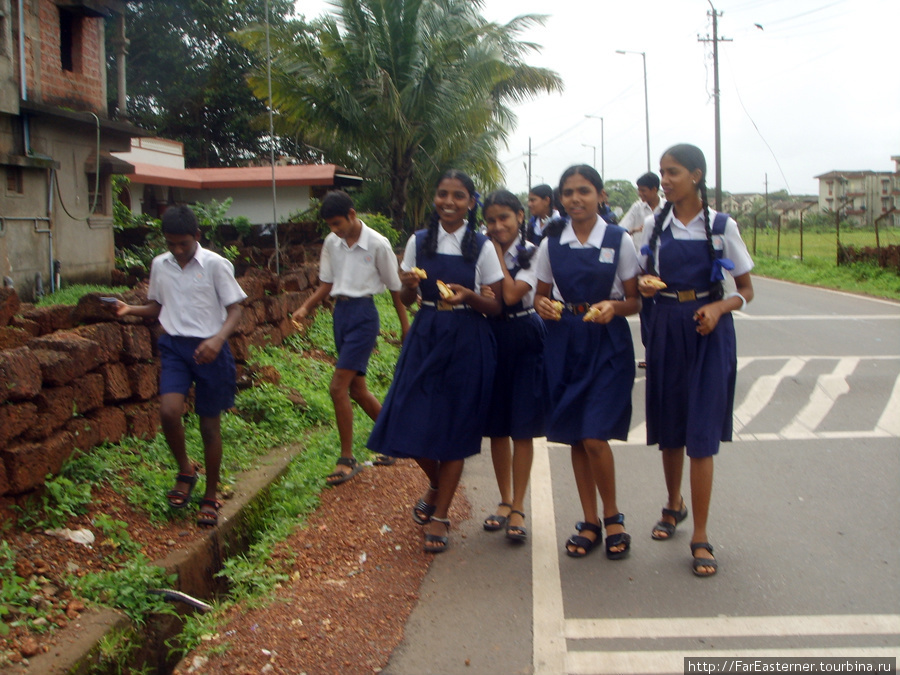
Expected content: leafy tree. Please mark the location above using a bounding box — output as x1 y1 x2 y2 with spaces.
110 0 305 167
604 179 638 213
238 0 563 230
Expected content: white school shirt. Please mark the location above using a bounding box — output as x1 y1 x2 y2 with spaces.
637 207 754 278
620 197 666 234
502 241 538 308
319 221 402 296
401 224 505 288
148 244 248 338
531 209 561 238
534 217 640 301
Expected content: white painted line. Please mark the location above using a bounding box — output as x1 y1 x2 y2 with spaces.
565 614 900 639
568 648 900 675
734 356 900 361
751 276 900 307
781 357 858 438
532 437 567 675
877 370 900 436
737 315 900 321
732 357 806 433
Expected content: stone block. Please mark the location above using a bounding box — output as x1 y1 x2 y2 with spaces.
71 372 105 414
70 323 123 363
0 402 38 446
120 325 153 363
0 326 32 351
24 386 75 440
0 459 9 497
20 305 75 335
264 294 289 323
100 362 131 402
281 292 304 314
127 362 158 401
228 334 250 362
0 288 20 327
8 316 41 337
241 267 279 294
71 293 123 325
29 333 103 376
2 431 75 493
279 271 310 293
66 417 101 452
122 401 160 440
235 302 262 335
237 276 265 302
0 347 42 403
87 407 127 445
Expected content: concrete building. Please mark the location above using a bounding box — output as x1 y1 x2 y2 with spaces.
815 158 900 227
1 0 143 299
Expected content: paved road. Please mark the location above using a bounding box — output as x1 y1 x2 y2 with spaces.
384 277 900 675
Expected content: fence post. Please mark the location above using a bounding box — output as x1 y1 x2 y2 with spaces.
752 213 757 256
776 213 782 260
799 210 804 262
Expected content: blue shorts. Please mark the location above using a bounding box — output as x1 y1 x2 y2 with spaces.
333 297 379 374
158 333 236 417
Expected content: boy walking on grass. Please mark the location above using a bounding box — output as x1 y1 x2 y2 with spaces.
114 205 247 527
292 191 409 485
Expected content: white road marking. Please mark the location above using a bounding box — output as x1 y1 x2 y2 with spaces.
781 357 859 438
877 371 900 436
732 357 806 433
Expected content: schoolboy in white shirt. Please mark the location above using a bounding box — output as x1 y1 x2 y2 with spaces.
292 191 409 485
115 205 247 527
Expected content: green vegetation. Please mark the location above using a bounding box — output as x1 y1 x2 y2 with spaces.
34 284 131 307
751 256 900 300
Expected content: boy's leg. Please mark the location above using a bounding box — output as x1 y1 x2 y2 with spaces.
160 392 196 503
349 374 381 421
198 415 223 501
329 368 361 482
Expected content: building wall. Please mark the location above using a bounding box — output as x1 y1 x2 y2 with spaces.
197 186 311 225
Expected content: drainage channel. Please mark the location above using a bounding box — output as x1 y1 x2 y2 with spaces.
23 445 302 675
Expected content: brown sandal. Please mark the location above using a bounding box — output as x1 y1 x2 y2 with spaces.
197 498 222 528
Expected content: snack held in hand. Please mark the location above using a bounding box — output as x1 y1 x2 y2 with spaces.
411 267 427 279
550 300 564 319
437 280 455 300
583 306 602 322
643 276 667 289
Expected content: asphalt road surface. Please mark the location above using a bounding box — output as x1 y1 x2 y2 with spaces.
384 276 900 675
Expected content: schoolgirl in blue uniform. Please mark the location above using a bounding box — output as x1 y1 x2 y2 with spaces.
534 165 641 560
526 184 559 245
481 190 547 542
368 170 504 553
638 144 754 577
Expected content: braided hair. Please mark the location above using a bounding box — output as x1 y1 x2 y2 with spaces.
423 170 480 263
542 164 604 239
644 144 723 297
483 189 536 269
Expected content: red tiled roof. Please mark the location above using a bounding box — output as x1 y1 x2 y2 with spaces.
127 163 356 189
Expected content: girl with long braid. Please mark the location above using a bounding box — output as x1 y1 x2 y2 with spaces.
480 190 547 542
526 184 559 245
534 165 641 560
638 144 754 577
368 170 504 553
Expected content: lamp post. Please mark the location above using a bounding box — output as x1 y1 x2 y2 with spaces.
581 144 597 169
584 114 604 177
615 50 650 172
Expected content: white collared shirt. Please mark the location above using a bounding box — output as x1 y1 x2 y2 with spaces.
638 207 754 277
620 197 666 234
148 244 247 338
320 221 402 296
534 216 640 301
503 241 538 308
401 224 504 287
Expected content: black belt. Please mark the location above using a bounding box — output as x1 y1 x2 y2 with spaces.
498 308 536 320
564 302 593 315
420 300 472 312
657 289 710 302
334 294 373 302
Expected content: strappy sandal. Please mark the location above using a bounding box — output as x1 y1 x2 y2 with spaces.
197 498 222 528
651 499 689 540
373 454 396 466
326 457 362 485
565 521 602 558
167 471 198 509
423 517 450 553
604 513 632 560
483 502 513 531
691 542 718 577
505 510 527 542
412 484 438 525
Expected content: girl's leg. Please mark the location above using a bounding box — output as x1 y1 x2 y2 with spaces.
423 459 465 550
507 438 534 534
485 437 513 528
689 455 716 572
652 446 686 539
582 439 627 554
566 442 601 555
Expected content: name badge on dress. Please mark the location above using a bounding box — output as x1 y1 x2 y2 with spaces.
599 247 616 264
712 235 725 251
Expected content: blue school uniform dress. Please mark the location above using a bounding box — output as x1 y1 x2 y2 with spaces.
537 218 637 445
641 209 753 458
484 244 546 440
368 228 501 461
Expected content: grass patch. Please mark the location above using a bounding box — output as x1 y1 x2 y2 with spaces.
752 256 900 300
34 284 130 307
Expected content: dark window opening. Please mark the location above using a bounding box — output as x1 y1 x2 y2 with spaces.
59 10 83 72
6 167 24 195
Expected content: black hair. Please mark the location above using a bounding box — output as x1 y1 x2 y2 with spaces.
644 144 722 297
636 172 660 190
552 186 566 219
319 190 354 219
528 184 553 219
160 205 200 235
483 189 536 270
543 165 603 238
423 170 479 263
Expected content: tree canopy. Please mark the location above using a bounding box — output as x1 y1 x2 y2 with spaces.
238 0 563 230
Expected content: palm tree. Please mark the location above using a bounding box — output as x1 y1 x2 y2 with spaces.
238 0 562 230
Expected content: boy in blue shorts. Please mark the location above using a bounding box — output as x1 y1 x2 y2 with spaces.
291 191 409 485
115 205 247 527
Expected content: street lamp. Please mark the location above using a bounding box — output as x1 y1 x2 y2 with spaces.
615 49 651 172
584 114 604 178
581 144 597 169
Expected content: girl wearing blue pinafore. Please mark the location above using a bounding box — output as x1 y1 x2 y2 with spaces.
368 170 503 554
638 144 755 577
480 190 547 542
533 165 641 560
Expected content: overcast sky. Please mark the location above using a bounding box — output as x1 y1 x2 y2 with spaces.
293 0 898 196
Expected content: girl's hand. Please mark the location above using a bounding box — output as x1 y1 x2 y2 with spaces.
584 301 615 324
535 296 563 321
637 275 664 298
442 283 468 305
480 285 496 300
400 269 421 290
693 303 724 335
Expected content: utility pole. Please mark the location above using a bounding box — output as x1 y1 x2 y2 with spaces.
764 173 769 231
527 137 533 189
698 2 731 211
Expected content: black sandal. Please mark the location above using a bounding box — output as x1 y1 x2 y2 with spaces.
691 542 718 577
412 484 438 525
167 471 198 509
423 517 450 553
373 454 396 466
483 502 513 531
651 500 688 540
326 457 362 485
565 521 602 557
604 513 632 560
505 510 527 542
197 498 222 528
